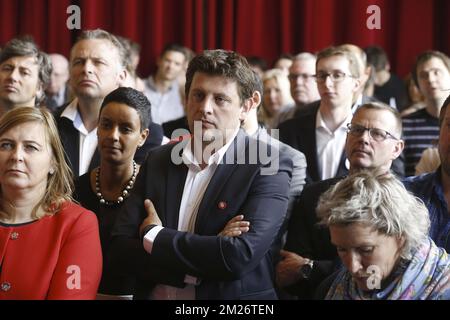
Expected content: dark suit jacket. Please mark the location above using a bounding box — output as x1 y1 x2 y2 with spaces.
278 101 349 183
54 103 164 177
278 101 404 183
110 130 293 299
162 116 189 138
284 177 343 298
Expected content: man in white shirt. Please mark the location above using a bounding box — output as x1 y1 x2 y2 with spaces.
111 49 293 300
143 43 188 125
55 29 135 177
57 30 165 177
279 46 361 182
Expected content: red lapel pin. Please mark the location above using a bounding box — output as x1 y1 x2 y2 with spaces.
218 201 227 210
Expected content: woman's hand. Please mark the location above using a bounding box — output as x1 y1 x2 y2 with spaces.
218 215 250 237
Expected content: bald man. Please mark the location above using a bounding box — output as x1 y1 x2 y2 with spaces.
45 53 70 111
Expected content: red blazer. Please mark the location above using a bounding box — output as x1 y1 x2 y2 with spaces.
0 202 102 300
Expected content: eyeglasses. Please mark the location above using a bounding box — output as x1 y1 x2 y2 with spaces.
288 73 315 82
315 71 355 83
346 123 399 142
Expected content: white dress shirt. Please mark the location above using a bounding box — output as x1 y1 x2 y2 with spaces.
61 99 98 176
143 128 239 300
143 76 185 125
316 110 352 180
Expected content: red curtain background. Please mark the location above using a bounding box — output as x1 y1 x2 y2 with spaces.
0 0 448 78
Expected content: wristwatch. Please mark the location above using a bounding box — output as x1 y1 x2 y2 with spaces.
299 259 314 280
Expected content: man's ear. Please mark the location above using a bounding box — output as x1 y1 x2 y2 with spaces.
36 81 44 98
352 77 361 93
392 139 405 160
250 90 262 111
240 91 261 121
117 68 127 86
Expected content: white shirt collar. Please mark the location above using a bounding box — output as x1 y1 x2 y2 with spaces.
61 98 78 121
316 110 352 135
60 98 91 135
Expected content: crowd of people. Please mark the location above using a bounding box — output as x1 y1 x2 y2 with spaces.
0 28 448 300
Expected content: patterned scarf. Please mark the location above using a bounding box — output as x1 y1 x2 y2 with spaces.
325 238 450 300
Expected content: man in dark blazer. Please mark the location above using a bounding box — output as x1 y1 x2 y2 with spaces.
55 29 163 177
110 49 293 300
54 29 126 177
276 102 405 299
279 46 361 183
279 46 404 183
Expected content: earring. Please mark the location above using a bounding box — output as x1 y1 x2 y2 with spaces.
49 168 55 175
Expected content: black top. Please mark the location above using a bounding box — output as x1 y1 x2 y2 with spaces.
74 173 136 295
374 74 408 111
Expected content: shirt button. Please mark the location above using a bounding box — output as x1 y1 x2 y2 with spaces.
1 282 11 292
10 232 19 240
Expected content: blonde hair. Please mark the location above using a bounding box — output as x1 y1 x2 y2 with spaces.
0 107 74 219
316 46 361 79
316 170 430 260
262 68 294 107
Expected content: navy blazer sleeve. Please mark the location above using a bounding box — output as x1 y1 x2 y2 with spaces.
151 158 292 280
111 142 293 284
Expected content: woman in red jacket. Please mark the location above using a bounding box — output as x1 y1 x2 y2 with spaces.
0 107 102 299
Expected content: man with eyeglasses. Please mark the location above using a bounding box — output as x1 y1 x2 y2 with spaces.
276 102 404 299
403 94 450 253
279 46 361 183
402 51 450 176
278 53 320 124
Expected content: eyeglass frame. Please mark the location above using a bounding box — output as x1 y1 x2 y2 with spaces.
346 123 400 142
288 73 316 82
314 71 356 83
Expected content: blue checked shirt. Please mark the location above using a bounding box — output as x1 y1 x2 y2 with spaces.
403 169 450 252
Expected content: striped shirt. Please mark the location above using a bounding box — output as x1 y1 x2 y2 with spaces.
402 108 439 176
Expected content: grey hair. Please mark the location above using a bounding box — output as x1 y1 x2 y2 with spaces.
292 52 316 63
316 170 430 260
73 29 127 70
0 37 52 105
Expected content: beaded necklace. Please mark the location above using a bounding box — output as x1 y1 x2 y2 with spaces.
95 160 137 205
